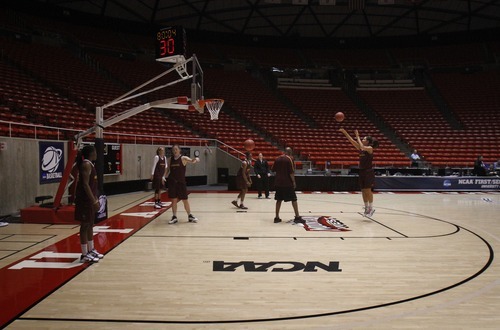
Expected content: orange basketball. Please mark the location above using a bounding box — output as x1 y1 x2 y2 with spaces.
335 112 345 122
244 139 255 151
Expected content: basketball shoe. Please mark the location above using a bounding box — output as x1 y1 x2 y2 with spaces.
89 249 104 259
80 253 99 263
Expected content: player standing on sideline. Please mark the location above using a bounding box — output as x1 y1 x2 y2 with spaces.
272 147 302 224
75 145 104 263
254 153 271 199
166 145 200 224
151 147 167 209
232 152 252 209
339 128 379 217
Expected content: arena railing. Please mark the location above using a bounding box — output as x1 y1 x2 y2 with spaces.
0 120 239 150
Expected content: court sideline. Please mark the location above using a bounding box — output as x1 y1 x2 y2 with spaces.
1 190 499 329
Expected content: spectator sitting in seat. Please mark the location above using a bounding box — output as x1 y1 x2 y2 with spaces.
473 155 487 176
493 159 500 172
410 149 420 168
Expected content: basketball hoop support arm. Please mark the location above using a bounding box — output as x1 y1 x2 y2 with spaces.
74 54 203 145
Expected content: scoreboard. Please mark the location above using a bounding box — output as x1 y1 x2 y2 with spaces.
155 26 186 60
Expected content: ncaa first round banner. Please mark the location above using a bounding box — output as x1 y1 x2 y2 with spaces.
39 141 65 184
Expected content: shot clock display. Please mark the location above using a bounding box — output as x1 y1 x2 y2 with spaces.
155 26 186 60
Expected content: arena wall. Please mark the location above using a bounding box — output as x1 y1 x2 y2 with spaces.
0 137 241 216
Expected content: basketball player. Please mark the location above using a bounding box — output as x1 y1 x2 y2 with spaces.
254 153 271 199
232 151 252 209
272 147 302 223
165 145 200 224
151 147 167 209
339 128 379 217
75 145 104 263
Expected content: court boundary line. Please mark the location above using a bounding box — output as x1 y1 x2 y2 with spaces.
17 224 493 325
5 194 495 326
0 196 171 329
0 234 57 261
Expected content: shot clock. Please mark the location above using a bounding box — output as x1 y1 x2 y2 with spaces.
155 26 186 61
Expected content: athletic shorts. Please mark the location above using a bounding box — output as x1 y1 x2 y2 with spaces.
359 169 375 190
168 180 188 200
74 203 95 223
152 177 164 191
236 175 249 190
274 187 297 202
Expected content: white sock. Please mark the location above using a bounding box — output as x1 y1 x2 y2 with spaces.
368 202 373 209
81 244 88 255
87 240 94 251
364 202 368 208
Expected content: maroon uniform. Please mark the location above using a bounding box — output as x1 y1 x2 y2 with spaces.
236 160 251 190
359 150 375 189
152 155 166 190
168 156 188 200
75 159 98 222
272 154 297 202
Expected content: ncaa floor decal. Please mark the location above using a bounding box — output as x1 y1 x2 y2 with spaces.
294 216 350 231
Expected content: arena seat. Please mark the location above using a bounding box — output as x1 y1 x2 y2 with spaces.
281 88 408 167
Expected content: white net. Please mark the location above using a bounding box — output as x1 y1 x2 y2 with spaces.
204 99 224 120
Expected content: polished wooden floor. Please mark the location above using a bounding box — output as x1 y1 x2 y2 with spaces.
1 190 500 329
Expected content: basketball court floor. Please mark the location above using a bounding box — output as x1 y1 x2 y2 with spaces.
1 189 499 329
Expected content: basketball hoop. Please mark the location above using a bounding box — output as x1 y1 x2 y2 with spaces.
203 98 224 120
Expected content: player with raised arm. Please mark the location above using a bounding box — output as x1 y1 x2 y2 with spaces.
340 128 379 217
165 145 200 224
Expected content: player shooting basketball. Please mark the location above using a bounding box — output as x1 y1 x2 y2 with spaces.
165 145 200 224
340 128 379 217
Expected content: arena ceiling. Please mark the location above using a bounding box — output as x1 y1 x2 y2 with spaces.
40 0 500 39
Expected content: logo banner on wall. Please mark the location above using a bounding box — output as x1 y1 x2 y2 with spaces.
39 142 64 184
96 195 108 222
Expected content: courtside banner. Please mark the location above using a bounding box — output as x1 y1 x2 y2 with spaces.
376 176 500 191
39 141 65 184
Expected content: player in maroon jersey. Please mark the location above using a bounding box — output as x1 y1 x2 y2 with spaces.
272 147 302 223
232 151 252 209
151 147 167 209
165 145 200 224
340 128 379 217
75 145 104 263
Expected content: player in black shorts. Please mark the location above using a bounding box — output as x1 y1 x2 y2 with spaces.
340 128 379 217
165 145 200 224
151 147 167 209
272 147 302 224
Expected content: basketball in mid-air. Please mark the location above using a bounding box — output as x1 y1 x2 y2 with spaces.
244 139 255 151
335 112 345 122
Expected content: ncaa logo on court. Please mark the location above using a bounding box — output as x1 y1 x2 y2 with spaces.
298 216 350 232
39 142 65 184
213 261 342 272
